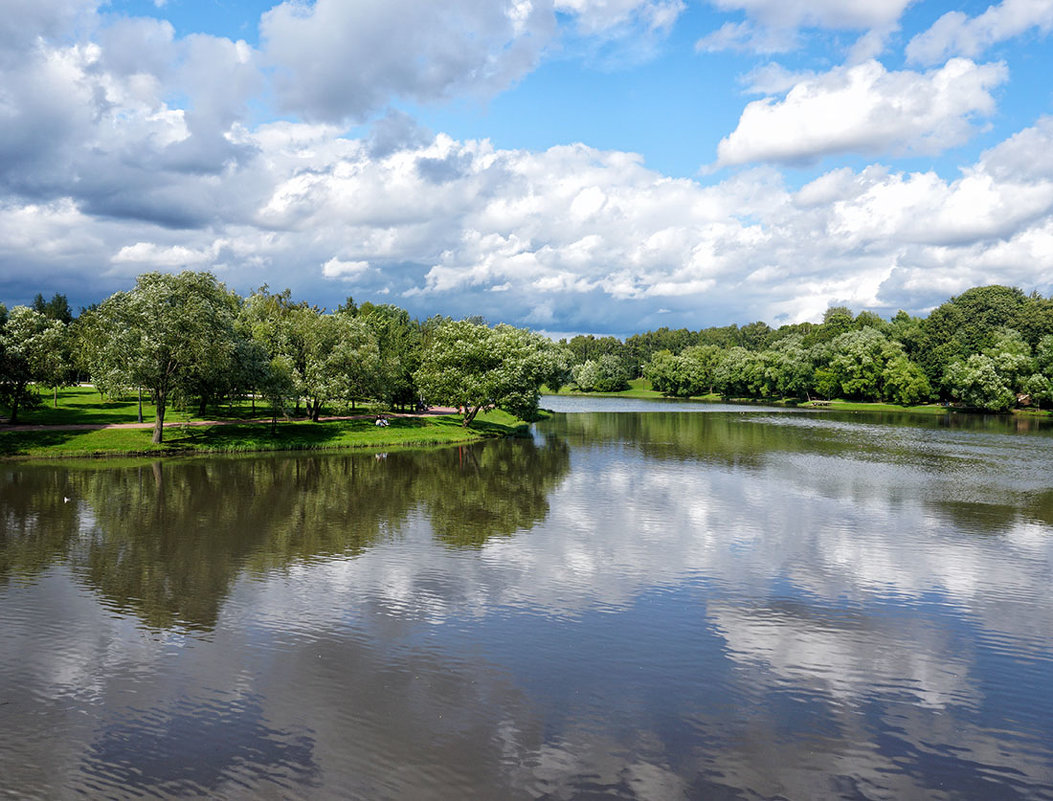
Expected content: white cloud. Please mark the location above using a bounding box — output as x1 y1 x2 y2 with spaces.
0 0 1051 334
907 0 1053 65
716 58 1008 166
322 258 372 280
260 0 557 123
6 113 1053 329
709 0 913 30
698 0 914 53
555 0 685 34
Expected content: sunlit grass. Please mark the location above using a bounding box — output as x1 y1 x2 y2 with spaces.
1 386 530 459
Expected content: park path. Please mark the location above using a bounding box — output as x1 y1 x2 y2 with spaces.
0 408 461 433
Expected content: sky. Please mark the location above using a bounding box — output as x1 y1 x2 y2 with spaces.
1 0 1052 336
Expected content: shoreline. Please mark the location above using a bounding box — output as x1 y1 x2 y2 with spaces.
0 407 528 462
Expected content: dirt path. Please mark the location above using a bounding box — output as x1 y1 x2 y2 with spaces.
0 408 461 433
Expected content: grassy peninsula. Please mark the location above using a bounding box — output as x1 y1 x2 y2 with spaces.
0 386 526 460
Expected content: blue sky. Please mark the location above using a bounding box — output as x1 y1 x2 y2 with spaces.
2 0 1053 335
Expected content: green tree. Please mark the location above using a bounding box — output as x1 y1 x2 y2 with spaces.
882 354 932 406
943 354 1016 411
770 335 816 400
357 303 423 409
918 285 1030 383
0 306 66 422
31 292 74 325
826 328 891 400
572 354 630 392
982 328 1033 394
416 320 570 426
88 271 239 443
300 313 380 420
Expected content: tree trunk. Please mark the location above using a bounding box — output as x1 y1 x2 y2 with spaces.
153 389 166 444
462 404 483 427
9 387 21 424
53 387 58 407
137 387 143 423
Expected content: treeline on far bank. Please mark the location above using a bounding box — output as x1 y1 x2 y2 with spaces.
560 285 1053 412
3 278 1053 439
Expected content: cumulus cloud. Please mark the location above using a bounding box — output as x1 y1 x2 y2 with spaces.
698 0 914 53
0 0 1052 333
260 0 557 123
5 108 1053 329
716 58 1008 166
907 0 1053 65
555 0 685 34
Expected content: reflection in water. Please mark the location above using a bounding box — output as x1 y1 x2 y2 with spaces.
2 405 1053 800
0 437 570 630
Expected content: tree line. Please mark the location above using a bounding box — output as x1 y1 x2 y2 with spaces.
0 272 570 441
563 285 1053 411
4 278 1053 434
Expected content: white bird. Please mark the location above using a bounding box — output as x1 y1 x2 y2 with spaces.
63 496 71 503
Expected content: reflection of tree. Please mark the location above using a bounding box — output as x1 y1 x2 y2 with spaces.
419 438 571 548
66 455 423 630
0 465 81 583
0 438 570 630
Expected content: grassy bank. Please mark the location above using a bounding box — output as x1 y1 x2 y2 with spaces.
546 378 1049 416
544 378 664 399
0 386 527 460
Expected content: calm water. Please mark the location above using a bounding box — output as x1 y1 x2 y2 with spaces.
2 400 1053 800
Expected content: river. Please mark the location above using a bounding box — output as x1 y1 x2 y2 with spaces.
1 398 1052 799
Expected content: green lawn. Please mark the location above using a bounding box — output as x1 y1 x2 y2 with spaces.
545 377 664 399
0 386 528 459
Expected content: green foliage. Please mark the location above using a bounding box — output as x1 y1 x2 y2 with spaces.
943 354 1016 411
31 292 74 324
644 344 722 397
85 272 239 443
882 354 932 406
572 354 631 392
416 320 570 425
0 306 66 422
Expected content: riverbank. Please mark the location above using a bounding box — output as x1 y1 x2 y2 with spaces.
547 378 1050 417
0 387 528 459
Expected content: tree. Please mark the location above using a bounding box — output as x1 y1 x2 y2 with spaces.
0 306 65 423
300 313 380 420
572 354 630 392
415 320 570 426
769 335 815 400
882 354 932 406
357 303 423 409
644 344 721 397
31 292 74 325
917 285 1030 382
88 271 239 443
943 354 1016 412
982 328 1033 394
824 328 889 400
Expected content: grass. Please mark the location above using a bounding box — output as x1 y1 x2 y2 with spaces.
0 386 528 460
794 399 952 414
545 377 664 399
545 379 1051 417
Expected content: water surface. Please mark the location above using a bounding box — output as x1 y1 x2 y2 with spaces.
2 400 1052 799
